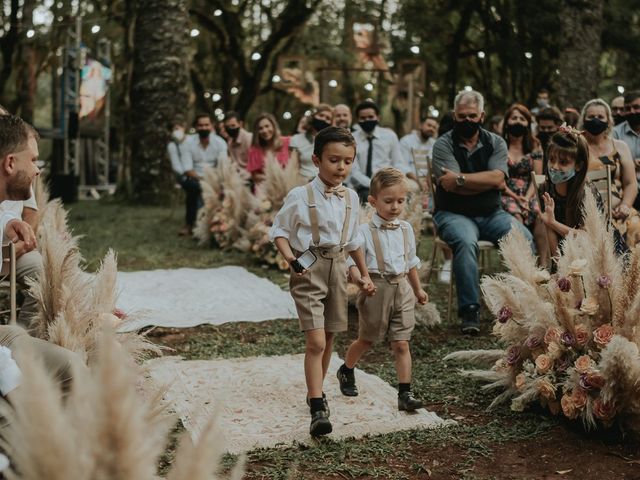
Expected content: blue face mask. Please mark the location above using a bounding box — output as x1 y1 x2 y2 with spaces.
548 167 576 185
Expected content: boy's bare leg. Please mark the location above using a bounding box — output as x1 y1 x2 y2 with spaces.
344 338 373 369
321 332 334 379
391 340 411 383
304 329 327 399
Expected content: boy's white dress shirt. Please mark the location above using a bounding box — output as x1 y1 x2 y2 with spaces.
348 213 420 275
269 176 362 252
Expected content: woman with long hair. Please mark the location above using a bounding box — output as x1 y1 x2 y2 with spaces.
246 113 290 185
501 104 548 263
579 98 640 247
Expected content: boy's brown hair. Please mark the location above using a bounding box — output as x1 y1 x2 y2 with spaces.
369 167 408 197
313 126 356 158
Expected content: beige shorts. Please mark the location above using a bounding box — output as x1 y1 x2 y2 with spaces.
356 275 415 343
289 248 348 333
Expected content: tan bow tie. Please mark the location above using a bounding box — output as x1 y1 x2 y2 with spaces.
380 222 399 230
325 185 346 198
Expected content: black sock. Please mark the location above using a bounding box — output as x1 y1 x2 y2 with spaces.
398 383 411 394
341 363 354 373
309 397 325 414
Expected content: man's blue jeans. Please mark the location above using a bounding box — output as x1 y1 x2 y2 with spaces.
433 209 534 316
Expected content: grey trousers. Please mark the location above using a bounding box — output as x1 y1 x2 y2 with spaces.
0 325 85 393
15 250 43 328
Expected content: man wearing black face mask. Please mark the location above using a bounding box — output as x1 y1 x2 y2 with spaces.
535 107 563 173
290 104 334 180
349 100 409 202
614 91 640 209
432 90 534 335
224 111 252 172
180 113 228 234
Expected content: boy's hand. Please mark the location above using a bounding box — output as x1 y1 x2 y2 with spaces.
358 276 376 296
287 257 307 276
415 289 428 305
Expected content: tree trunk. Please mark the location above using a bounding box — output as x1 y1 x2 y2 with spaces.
14 0 36 123
129 0 190 204
553 0 603 108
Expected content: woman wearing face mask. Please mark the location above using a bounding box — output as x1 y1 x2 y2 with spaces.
501 104 549 264
289 104 334 181
501 104 543 227
538 127 626 257
580 98 639 247
246 113 290 186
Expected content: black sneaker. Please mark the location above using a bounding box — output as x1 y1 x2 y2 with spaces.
310 410 332 437
460 305 480 335
398 391 424 412
306 393 330 417
337 365 358 396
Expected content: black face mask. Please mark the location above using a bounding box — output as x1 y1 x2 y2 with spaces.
359 120 378 133
506 123 528 138
311 118 331 133
226 127 240 139
453 119 480 139
197 129 210 139
627 112 640 128
583 118 608 136
613 114 625 126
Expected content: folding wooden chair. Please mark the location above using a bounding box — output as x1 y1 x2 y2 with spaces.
424 159 496 323
586 166 613 228
411 148 433 235
0 243 17 325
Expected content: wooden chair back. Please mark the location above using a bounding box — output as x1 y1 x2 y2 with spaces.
0 243 17 325
586 166 613 226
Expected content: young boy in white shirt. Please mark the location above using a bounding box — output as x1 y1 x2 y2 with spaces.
270 127 375 437
337 167 428 412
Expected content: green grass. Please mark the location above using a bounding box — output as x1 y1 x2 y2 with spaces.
69 198 557 479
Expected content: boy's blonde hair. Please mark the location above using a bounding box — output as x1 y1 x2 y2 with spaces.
369 167 408 197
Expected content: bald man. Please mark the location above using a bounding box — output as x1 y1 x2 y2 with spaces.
333 104 353 130
612 96 626 125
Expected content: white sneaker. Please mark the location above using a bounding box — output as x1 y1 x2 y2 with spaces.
438 260 452 284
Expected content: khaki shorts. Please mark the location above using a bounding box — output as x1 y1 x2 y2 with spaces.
289 248 348 333
356 276 415 343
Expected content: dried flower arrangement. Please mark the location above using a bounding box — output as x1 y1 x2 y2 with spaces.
445 189 640 430
0 328 243 480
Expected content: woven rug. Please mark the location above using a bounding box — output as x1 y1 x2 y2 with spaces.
145 353 451 454
116 266 296 332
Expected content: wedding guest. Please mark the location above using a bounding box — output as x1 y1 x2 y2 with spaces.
224 111 253 171
247 113 290 186
290 104 333 181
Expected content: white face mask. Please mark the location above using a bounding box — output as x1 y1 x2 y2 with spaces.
172 129 185 141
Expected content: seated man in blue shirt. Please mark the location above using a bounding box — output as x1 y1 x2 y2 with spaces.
432 90 533 334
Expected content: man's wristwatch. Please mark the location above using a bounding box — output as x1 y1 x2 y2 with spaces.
455 174 466 187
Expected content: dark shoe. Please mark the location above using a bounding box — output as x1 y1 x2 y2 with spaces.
460 305 480 335
306 393 330 417
310 410 332 437
337 365 358 397
398 391 424 412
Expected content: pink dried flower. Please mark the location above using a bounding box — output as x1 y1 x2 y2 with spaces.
497 306 513 324
556 277 572 292
506 345 521 365
597 275 612 289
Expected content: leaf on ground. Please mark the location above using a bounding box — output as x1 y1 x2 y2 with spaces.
556 469 573 474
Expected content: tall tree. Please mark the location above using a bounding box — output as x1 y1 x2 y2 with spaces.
554 0 604 108
129 0 190 203
190 0 322 118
